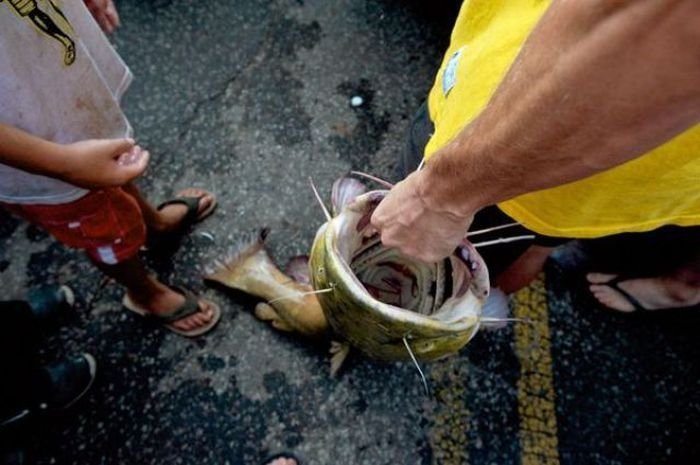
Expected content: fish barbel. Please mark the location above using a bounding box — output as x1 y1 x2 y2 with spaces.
205 175 491 367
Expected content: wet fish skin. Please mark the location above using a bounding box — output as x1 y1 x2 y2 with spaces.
204 230 329 338
204 176 490 367
309 190 486 362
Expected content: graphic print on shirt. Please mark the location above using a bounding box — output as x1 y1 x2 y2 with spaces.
1 0 76 65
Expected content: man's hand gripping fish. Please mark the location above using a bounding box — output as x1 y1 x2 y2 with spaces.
204 175 496 374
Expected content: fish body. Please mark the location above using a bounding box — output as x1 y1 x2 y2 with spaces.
205 229 328 337
205 175 490 366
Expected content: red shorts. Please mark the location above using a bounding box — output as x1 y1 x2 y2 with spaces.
2 188 146 264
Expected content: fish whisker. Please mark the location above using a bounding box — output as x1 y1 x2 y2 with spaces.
350 170 394 189
267 287 334 304
309 177 332 221
467 222 520 237
472 235 536 248
403 337 430 397
480 317 527 324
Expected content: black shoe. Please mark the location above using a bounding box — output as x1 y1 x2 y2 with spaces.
0 447 25 465
39 353 97 411
26 285 74 324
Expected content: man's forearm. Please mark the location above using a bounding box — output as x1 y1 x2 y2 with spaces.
420 0 700 216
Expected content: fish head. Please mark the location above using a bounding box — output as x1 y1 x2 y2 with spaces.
310 189 490 362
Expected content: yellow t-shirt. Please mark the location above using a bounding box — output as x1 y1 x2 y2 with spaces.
425 0 700 238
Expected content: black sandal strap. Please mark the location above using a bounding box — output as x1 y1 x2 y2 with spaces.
605 277 648 312
147 288 202 324
156 196 203 227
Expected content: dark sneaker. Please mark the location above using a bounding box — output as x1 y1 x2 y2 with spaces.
39 353 97 411
26 285 74 323
0 447 25 465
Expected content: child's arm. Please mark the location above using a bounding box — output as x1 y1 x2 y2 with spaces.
0 123 149 188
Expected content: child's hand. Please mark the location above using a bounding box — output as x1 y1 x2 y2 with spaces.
84 0 120 33
61 138 149 188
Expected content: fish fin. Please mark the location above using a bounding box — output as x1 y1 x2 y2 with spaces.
331 176 367 216
271 318 295 332
480 287 511 330
255 303 295 332
329 341 351 377
284 255 311 285
203 228 270 285
254 302 279 321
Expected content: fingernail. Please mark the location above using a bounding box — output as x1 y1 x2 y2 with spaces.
118 150 141 166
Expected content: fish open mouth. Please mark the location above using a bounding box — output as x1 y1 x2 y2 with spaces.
311 190 490 361
349 234 453 315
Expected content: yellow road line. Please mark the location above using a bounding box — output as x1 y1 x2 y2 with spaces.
429 357 470 465
512 275 561 465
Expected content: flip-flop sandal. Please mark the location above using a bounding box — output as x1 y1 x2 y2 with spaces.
122 287 221 337
156 191 218 232
261 452 303 465
592 275 649 312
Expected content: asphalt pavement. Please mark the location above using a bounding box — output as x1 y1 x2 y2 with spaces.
0 1 697 464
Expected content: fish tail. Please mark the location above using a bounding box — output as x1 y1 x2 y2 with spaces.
203 228 270 286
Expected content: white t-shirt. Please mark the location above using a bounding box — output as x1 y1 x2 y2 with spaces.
0 0 132 204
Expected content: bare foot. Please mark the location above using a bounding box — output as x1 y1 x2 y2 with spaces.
152 188 216 233
587 272 700 312
494 245 554 294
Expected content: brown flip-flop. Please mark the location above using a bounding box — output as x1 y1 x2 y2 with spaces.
123 287 221 337
156 190 218 231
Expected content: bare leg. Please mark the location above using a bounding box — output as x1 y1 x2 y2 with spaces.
494 245 554 294
122 182 215 233
587 257 700 312
92 255 215 332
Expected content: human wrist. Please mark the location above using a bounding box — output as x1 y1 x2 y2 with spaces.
417 146 492 219
49 142 81 182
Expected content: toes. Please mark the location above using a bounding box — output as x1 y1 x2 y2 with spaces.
586 272 617 284
175 188 215 214
589 284 635 312
175 188 206 197
172 301 214 330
